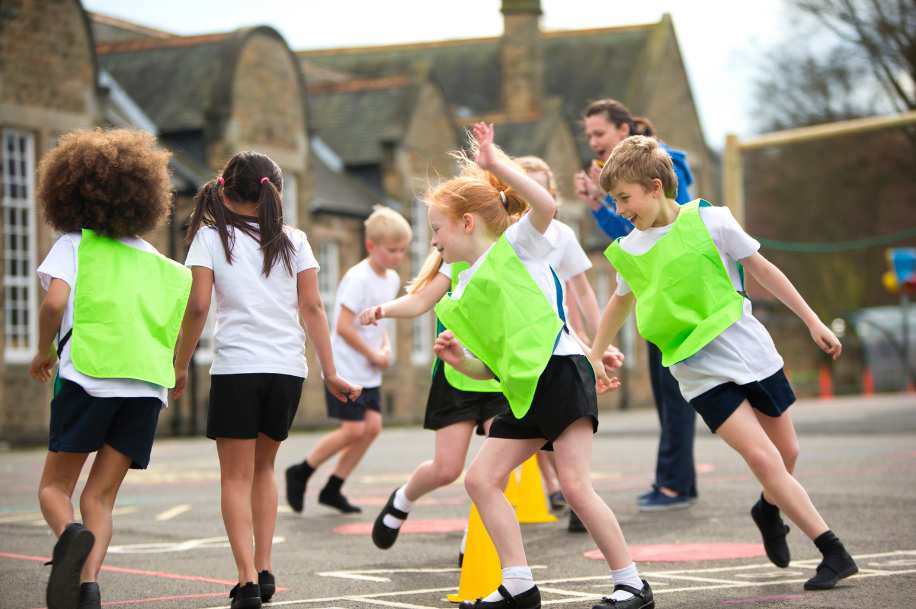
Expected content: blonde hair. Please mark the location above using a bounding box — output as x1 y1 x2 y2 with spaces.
599 135 678 198
365 204 412 243
514 155 557 199
407 137 528 294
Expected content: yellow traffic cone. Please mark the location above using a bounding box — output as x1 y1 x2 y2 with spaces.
515 455 557 524
503 467 520 507
447 503 501 603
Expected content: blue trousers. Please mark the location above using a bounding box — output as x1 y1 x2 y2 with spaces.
647 342 697 496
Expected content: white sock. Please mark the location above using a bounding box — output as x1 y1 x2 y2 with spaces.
460 523 468 554
483 566 534 601
610 563 643 601
383 485 412 529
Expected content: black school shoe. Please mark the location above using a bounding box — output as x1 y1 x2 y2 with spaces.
46 522 96 609
285 464 311 513
372 489 409 549
804 549 858 590
318 487 362 513
592 579 654 609
568 510 587 533
751 496 791 568
258 570 275 602
230 582 262 609
458 584 541 609
77 582 101 609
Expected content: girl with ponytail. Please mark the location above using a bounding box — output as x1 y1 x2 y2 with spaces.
173 151 360 609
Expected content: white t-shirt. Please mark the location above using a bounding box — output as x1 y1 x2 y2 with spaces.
544 220 592 282
614 205 784 399
37 232 169 405
330 258 401 387
185 225 319 377
451 213 584 357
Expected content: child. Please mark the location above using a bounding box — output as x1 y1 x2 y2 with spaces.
172 151 360 609
31 129 191 609
285 206 411 515
590 135 858 592
431 123 652 609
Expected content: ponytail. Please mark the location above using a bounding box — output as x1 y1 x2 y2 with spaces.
406 249 444 295
255 177 294 276
187 178 237 264
632 116 657 138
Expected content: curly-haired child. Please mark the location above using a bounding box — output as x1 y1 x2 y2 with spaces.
31 129 192 609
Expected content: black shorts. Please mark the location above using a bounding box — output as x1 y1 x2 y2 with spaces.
424 363 509 433
489 355 598 450
49 378 161 469
690 369 796 433
325 386 381 421
207 373 303 441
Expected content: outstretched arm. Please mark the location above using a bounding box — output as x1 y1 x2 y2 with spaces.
741 252 841 359
359 273 451 325
472 122 557 234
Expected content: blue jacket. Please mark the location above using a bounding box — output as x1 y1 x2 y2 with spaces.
592 143 694 239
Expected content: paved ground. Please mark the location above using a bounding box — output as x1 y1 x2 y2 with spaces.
1 393 914 609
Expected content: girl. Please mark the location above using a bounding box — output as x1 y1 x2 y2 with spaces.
431 123 652 609
31 129 190 609
591 135 857 592
172 151 360 609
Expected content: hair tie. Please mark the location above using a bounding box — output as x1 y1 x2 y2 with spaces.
260 177 269 185
498 190 508 207
216 176 224 185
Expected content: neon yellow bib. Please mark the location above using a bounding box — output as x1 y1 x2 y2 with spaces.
604 200 744 367
69 229 192 388
434 236 564 418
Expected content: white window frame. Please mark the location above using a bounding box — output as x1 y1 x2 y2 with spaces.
3 129 37 363
282 172 298 228
410 201 432 365
318 240 339 320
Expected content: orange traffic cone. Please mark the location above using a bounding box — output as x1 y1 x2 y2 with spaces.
818 364 833 399
515 455 557 524
447 503 501 603
862 367 874 396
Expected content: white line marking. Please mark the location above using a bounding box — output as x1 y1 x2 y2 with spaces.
342 596 438 609
538 586 598 597
0 511 43 524
155 504 191 521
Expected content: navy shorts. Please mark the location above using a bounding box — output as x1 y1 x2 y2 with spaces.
325 386 381 421
208 373 303 441
49 378 162 469
690 369 796 433
489 355 598 451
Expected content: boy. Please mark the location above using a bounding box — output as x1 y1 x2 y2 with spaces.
590 135 857 592
285 206 411 514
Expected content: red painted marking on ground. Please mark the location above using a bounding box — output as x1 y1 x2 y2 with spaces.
721 593 806 605
0 551 235 585
585 543 766 562
26 591 228 609
334 518 467 535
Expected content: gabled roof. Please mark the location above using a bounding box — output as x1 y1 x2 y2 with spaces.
89 11 175 44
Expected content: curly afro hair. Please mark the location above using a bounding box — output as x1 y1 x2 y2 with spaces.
37 128 173 238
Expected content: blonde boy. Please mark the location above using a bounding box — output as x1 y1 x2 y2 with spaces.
286 206 411 514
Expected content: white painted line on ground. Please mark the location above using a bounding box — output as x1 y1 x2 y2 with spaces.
317 565 546 583
342 596 438 609
538 586 599 597
649 573 757 585
0 511 43 524
155 504 191 521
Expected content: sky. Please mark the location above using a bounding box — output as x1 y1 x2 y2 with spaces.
82 0 792 150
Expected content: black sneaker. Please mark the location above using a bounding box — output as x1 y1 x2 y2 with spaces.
47 523 95 609
459 551 464 567
285 464 311 513
568 510 587 533
458 584 541 609
751 496 791 568
549 491 567 511
318 487 362 513
372 489 409 549
592 579 654 609
229 582 262 609
77 582 101 609
804 549 858 590
258 570 275 602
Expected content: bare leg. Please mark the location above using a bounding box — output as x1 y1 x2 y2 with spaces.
216 438 258 584
553 418 632 569
38 451 89 536
754 410 800 507
78 445 131 582
252 434 281 574
305 421 364 469
536 450 561 495
717 402 828 540
332 410 382 479
404 421 475 501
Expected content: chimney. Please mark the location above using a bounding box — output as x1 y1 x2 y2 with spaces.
500 0 543 118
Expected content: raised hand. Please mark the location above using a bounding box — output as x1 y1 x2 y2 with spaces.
471 122 497 171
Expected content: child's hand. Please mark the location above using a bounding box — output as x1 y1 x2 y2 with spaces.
589 350 621 394
433 330 465 367
369 346 391 370
358 305 383 326
602 345 625 371
171 365 188 399
810 321 842 360
326 375 361 403
471 122 497 171
29 349 57 383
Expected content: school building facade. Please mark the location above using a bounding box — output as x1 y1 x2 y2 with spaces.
1 0 714 443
